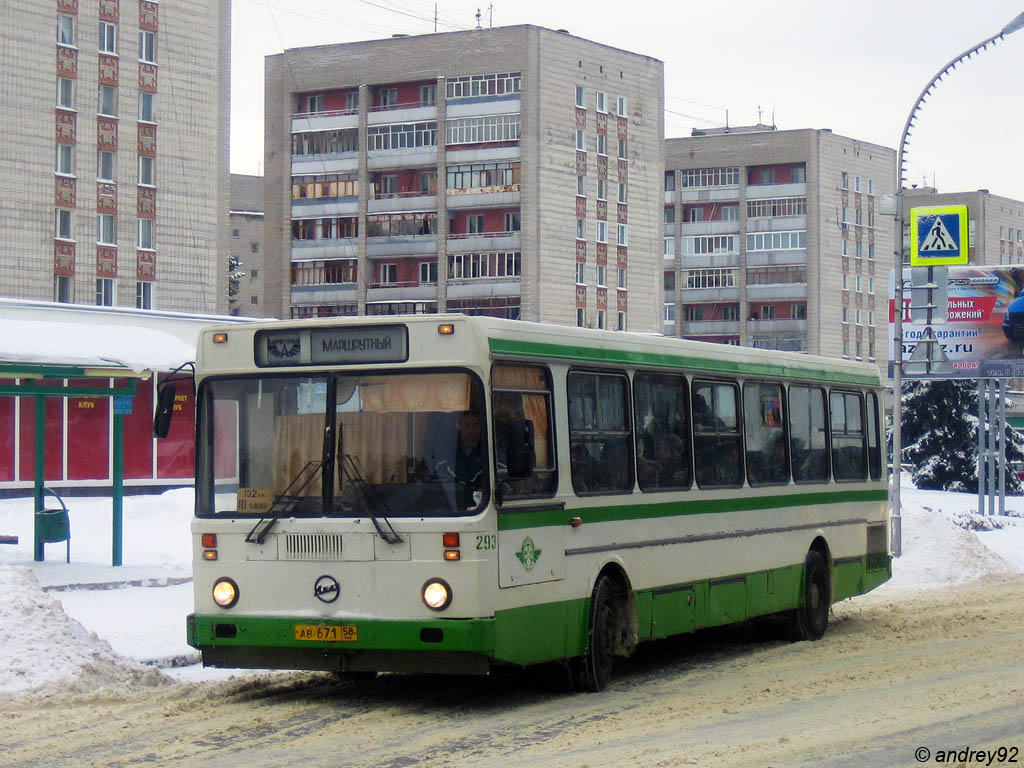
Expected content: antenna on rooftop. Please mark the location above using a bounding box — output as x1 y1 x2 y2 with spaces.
475 8 482 28
488 3 494 27
757 104 762 124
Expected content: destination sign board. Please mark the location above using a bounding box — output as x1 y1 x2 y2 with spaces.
255 325 408 367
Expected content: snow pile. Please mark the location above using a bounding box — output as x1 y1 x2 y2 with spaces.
0 565 166 697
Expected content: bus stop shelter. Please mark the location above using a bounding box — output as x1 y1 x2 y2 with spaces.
0 306 197 565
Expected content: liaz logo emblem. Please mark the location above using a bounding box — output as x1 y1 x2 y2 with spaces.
268 336 301 360
314 575 339 603
515 537 542 572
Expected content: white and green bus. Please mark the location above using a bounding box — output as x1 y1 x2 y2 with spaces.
170 314 890 691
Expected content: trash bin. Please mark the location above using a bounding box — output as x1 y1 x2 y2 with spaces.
36 488 70 563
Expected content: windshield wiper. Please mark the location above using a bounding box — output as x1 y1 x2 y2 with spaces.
245 460 325 544
339 450 403 544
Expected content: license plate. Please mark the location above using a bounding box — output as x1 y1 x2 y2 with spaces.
294 624 357 642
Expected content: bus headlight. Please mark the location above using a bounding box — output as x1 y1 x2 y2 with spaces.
212 577 239 608
422 578 452 611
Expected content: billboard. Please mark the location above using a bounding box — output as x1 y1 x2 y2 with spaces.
889 265 1024 379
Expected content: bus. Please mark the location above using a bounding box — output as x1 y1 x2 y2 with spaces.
163 315 890 691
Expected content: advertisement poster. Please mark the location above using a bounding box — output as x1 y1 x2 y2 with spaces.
889 266 1024 379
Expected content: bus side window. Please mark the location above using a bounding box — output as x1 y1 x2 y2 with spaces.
568 371 633 494
743 381 788 486
790 385 829 483
492 364 556 499
866 392 882 481
692 380 743 488
831 391 866 481
633 372 691 491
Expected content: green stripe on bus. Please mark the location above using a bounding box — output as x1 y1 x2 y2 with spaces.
487 337 881 386
497 489 888 530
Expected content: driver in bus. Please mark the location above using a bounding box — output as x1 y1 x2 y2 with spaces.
454 411 484 507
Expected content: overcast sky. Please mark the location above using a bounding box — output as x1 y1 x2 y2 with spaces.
230 0 1024 201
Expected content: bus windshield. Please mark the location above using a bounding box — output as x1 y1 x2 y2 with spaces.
196 371 487 518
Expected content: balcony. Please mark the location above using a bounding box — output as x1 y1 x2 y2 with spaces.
447 96 521 119
367 191 438 214
745 215 807 232
745 182 806 198
677 185 740 203
367 283 438 301
746 283 808 301
446 186 520 210
291 110 358 133
680 320 741 335
291 239 358 259
292 155 359 174
679 220 741 236
367 146 438 170
680 253 740 269
367 102 438 124
290 283 358 304
446 145 521 165
446 278 521 300
292 197 359 218
746 250 807 267
446 230 520 253
679 286 740 302
366 234 438 258
746 318 807 333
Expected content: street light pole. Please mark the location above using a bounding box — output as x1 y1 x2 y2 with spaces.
891 10 1024 555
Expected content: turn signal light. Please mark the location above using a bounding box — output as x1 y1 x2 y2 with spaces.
444 550 460 561
438 323 455 335
213 332 229 344
203 550 218 561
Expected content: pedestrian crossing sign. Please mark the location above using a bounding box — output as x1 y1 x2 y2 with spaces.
910 205 968 266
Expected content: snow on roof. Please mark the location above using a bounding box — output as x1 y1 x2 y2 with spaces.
0 318 198 374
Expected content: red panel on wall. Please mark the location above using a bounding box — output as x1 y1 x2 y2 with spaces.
156 376 195 478
67 379 110 480
0 383 15 482
123 377 155 479
19 394 64 482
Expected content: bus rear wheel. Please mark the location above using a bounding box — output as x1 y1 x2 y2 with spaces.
572 575 619 692
789 550 830 641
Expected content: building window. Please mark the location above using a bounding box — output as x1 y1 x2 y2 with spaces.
596 221 607 243
617 138 627 160
99 21 116 53
251 242 259 253
138 30 156 63
664 237 675 256
791 166 806 183
576 218 585 239
617 267 626 289
57 14 75 46
722 205 739 221
664 303 676 322
136 281 153 309
597 178 606 201
378 87 398 107
577 175 586 197
419 261 438 284
681 167 739 188
686 306 702 322
746 197 807 218
617 311 626 331
760 304 776 320
446 72 521 100
57 77 74 109
617 224 628 246
98 150 115 181
793 304 807 320
380 263 398 284
868 179 875 195
55 275 73 303
688 207 704 223
683 268 736 289
56 144 72 175
597 265 606 287
138 155 154 186
855 176 862 192
98 84 117 116
840 172 849 189
419 171 437 194
576 262 585 284
96 278 115 306
575 85 585 108
419 84 436 105
577 307 585 327
664 271 675 290
138 218 153 249
139 92 155 122
378 174 398 196
504 211 521 232
616 96 627 116
97 213 116 245
446 114 521 144
665 207 676 223
597 133 607 156
466 214 485 234
744 230 807 252
231 229 239 238
664 172 676 192
367 121 437 150
596 91 607 113
344 91 359 111
597 309 606 330
576 129 585 151
55 209 73 240
618 182 627 204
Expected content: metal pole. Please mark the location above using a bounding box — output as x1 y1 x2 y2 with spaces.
33 389 45 562
999 378 1006 515
112 410 124 566
978 379 985 515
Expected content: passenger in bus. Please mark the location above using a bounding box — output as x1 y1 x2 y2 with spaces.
454 411 484 507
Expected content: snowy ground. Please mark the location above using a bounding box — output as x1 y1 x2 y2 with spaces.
0 483 1022 698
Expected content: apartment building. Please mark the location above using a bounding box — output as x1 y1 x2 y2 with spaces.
1 1 230 313
663 126 895 367
264 25 664 330
229 173 265 316
902 188 1024 265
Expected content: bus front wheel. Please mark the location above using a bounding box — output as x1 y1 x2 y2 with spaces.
573 575 619 692
789 550 830 641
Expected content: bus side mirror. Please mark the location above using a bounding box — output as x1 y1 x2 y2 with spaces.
506 418 535 479
153 384 176 439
